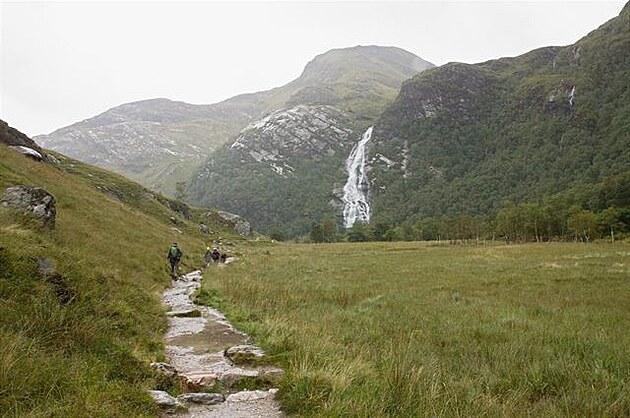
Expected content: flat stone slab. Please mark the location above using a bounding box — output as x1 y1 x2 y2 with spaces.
227 389 279 402
180 370 219 391
177 392 225 405
219 367 260 388
166 309 202 318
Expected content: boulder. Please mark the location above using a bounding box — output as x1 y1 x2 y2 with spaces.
1 185 56 228
199 223 210 234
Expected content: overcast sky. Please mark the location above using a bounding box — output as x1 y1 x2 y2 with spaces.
1 0 626 137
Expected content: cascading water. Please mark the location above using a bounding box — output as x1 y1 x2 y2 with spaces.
342 126 373 228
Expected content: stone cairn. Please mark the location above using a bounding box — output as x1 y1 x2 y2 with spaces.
150 270 284 416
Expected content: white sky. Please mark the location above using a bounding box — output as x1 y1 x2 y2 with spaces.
1 0 626 137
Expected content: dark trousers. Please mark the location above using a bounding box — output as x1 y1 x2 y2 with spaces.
169 259 179 275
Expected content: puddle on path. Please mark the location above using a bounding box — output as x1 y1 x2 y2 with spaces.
168 319 247 354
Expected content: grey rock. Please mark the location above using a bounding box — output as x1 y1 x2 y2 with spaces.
259 367 285 384
148 390 180 413
177 392 225 405
37 258 55 275
219 367 259 388
1 185 56 228
217 211 251 236
180 371 219 391
225 344 266 364
166 309 202 318
150 362 177 377
199 223 210 234
226 389 279 402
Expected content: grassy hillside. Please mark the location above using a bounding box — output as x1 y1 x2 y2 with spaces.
199 241 629 416
0 145 243 416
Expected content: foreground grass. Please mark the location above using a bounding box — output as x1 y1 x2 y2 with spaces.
0 147 229 416
202 241 629 416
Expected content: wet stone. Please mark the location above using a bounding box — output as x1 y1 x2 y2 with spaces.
219 367 260 388
177 392 225 405
149 390 180 413
225 344 266 364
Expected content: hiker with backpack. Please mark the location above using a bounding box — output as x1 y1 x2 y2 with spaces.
211 247 221 265
204 246 213 267
167 242 182 277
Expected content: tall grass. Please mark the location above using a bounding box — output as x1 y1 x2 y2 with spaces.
0 147 226 416
202 241 629 416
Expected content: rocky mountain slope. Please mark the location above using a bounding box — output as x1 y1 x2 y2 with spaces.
36 46 433 197
187 46 434 236
366 3 630 229
35 97 264 194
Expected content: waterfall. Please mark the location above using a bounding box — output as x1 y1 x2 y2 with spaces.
342 126 373 228
568 86 576 108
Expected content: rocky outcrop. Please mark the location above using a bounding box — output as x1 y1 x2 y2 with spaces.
216 211 252 236
1 186 56 228
34 98 263 195
229 105 356 177
0 120 48 162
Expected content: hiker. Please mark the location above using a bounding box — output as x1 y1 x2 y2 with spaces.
167 242 182 277
204 246 213 267
220 252 227 263
211 247 221 265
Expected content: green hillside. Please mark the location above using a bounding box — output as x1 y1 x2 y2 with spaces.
0 143 244 416
369 3 630 236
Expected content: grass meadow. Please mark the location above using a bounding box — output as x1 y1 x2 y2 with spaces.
201 241 629 417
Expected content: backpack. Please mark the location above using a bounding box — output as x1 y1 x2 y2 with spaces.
169 246 180 259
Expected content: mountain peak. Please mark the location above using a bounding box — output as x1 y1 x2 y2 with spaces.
297 45 434 87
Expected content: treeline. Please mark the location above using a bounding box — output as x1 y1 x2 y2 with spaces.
304 201 629 244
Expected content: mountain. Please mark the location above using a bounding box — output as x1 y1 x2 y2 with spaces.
35 46 433 198
187 46 434 236
366 3 630 231
1 122 248 415
35 96 265 194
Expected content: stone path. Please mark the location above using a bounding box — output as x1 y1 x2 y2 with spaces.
150 270 285 417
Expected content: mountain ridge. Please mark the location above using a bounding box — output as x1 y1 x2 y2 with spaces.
36 46 434 196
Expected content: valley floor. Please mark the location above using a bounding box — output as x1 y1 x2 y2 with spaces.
201 241 629 417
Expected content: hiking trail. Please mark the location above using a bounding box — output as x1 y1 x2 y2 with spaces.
150 268 285 417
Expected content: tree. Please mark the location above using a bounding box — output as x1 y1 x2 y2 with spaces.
370 222 389 241
567 208 598 242
347 221 369 242
321 218 337 243
310 222 324 243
